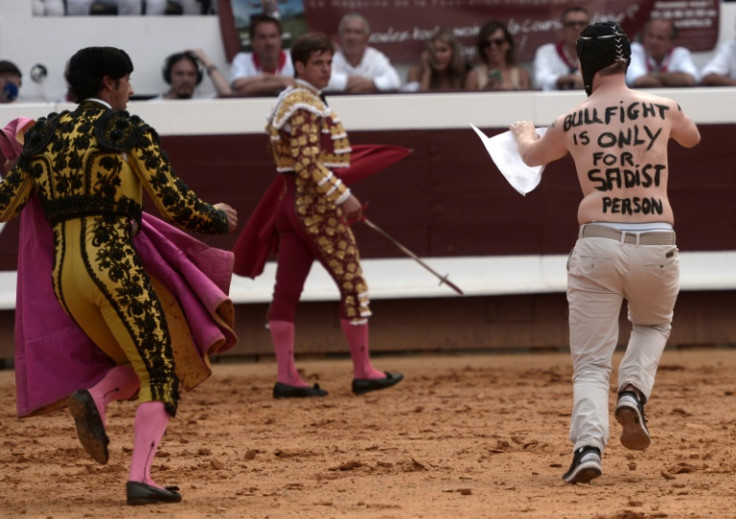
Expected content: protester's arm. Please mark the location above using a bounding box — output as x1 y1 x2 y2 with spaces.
510 117 568 167
669 102 701 149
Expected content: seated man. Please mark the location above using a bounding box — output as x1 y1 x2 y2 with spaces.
626 18 698 87
533 6 590 91
64 0 136 15
156 49 231 99
700 25 736 86
230 15 295 96
0 60 22 103
325 13 401 94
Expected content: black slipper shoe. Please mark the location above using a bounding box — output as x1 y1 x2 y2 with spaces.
273 382 328 398
352 372 404 395
126 481 182 505
68 389 109 465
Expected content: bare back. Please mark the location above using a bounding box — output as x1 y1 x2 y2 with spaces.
559 83 699 224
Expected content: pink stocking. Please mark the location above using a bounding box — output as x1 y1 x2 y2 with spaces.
129 401 170 489
269 320 309 387
88 364 139 426
341 319 384 379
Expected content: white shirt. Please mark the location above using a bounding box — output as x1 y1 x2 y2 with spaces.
700 39 736 79
326 47 401 92
532 42 579 91
626 42 699 85
230 50 294 81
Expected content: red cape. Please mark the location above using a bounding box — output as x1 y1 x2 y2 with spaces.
232 144 412 278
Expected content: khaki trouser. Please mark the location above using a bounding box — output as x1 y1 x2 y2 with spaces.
566 224 679 452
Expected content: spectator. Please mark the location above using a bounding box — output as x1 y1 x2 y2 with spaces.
405 28 467 92
465 20 531 91
700 23 736 86
626 18 698 87
32 0 65 15
533 6 590 90
230 15 295 96
0 60 22 103
57 0 183 15
325 13 401 94
156 49 231 99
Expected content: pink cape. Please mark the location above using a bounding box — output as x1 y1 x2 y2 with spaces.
232 144 412 278
14 199 238 417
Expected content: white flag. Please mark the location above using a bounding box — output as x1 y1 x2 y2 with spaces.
470 123 546 196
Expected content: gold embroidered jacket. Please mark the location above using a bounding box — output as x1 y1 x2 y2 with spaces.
266 82 352 205
0 100 228 234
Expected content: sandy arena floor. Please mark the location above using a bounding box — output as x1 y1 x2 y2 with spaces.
1 348 735 519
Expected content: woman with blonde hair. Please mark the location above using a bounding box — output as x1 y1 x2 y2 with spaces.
466 20 530 91
405 28 468 91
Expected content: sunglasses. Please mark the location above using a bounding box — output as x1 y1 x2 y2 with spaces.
564 21 589 28
482 37 507 48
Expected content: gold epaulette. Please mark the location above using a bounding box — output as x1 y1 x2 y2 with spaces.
269 87 330 131
95 110 152 152
22 112 65 157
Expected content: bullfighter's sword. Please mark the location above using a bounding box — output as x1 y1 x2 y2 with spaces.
361 217 464 295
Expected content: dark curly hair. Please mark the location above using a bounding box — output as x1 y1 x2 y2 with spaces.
65 47 134 103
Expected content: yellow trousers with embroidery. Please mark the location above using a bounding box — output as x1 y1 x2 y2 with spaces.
52 216 189 414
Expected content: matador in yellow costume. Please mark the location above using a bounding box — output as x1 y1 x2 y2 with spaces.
256 33 403 399
0 47 237 505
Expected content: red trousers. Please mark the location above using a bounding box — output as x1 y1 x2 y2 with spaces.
268 175 370 323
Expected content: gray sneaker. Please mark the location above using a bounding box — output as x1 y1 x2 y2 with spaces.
615 390 651 450
562 446 602 484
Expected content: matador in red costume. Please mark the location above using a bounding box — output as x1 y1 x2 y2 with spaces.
235 33 404 398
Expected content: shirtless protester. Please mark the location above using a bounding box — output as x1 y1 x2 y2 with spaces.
510 21 700 483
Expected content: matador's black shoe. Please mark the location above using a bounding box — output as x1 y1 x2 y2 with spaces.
273 382 328 399
126 481 182 505
352 372 404 395
68 389 109 465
